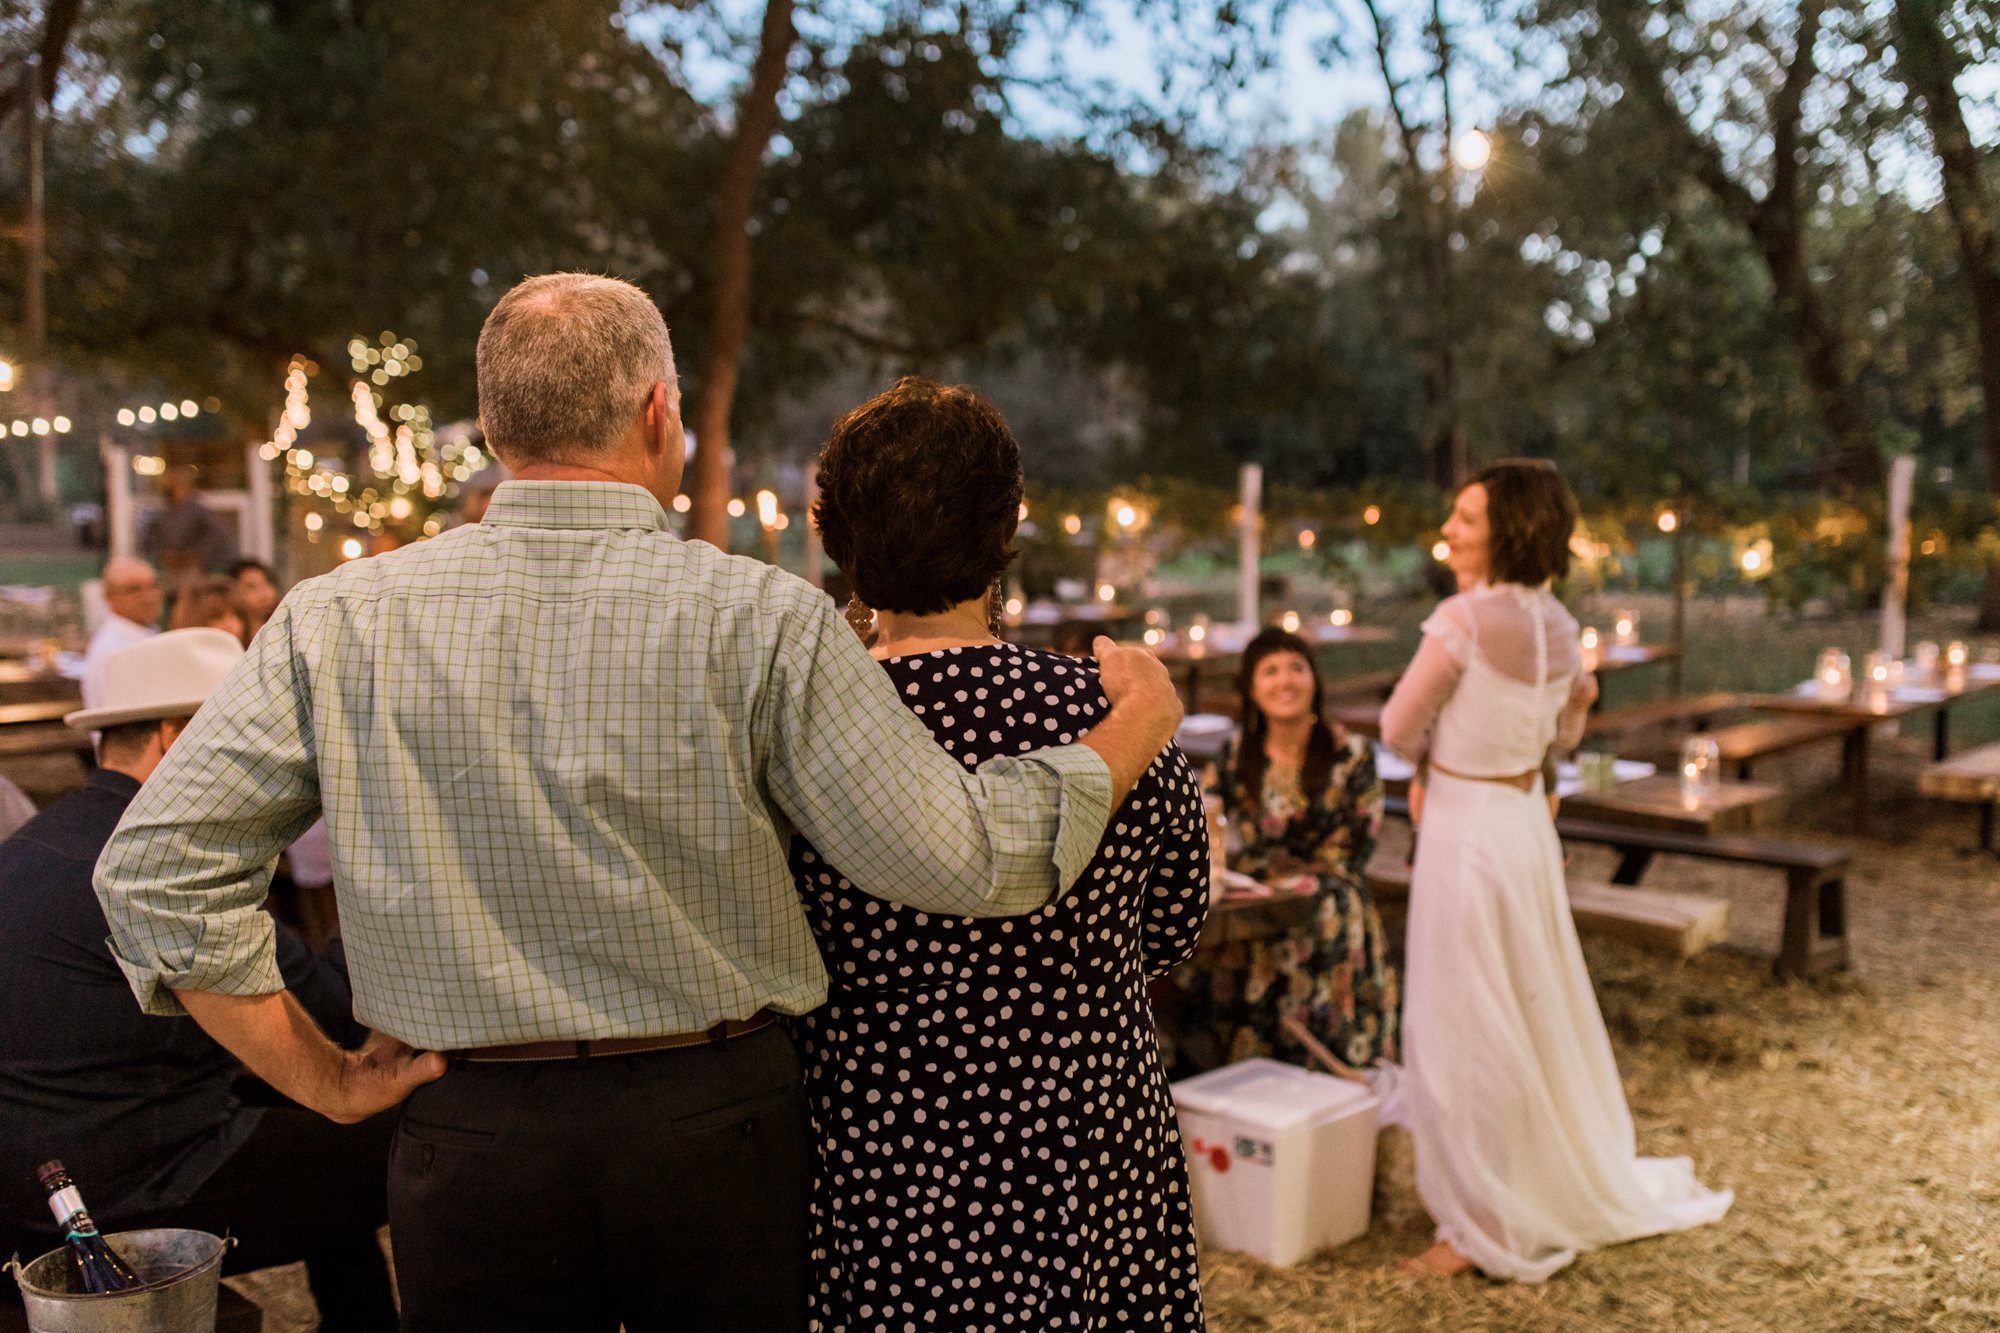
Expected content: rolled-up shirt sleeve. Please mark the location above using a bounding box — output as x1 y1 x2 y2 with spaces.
94 604 323 1016
761 593 1112 917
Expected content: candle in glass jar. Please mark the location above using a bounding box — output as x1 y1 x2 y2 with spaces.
1815 648 1852 702
1580 627 1601 674
1679 735 1720 807
1613 608 1638 647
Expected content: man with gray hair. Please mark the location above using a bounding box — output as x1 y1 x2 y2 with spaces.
95 273 1183 1330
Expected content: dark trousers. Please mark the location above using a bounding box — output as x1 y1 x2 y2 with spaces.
1 1107 397 1332
388 1023 810 1333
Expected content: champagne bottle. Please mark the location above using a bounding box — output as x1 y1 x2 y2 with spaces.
36 1160 142 1293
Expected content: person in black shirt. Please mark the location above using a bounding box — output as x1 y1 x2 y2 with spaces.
0 629 396 1331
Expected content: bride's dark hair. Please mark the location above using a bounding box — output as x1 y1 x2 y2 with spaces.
812 377 1022 616
1235 627 1341 812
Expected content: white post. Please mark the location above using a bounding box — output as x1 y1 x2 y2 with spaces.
1238 463 1262 632
245 441 275 563
803 459 822 588
102 435 134 561
1882 453 1915 662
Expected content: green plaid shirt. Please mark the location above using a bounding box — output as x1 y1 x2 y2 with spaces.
95 482 1111 1049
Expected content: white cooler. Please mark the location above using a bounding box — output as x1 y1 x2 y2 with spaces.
1172 1058 1379 1265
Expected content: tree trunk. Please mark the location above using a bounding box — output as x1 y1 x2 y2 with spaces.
1601 0 1880 483
687 0 796 549
1894 0 2000 627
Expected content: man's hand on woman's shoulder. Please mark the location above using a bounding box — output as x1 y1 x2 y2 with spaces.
1074 636 1184 807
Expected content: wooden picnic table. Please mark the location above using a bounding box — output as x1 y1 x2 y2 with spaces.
1559 774 1787 836
1748 669 2000 832
1149 624 1394 715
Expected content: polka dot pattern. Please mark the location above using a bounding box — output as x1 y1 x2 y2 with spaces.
789 645 1211 1331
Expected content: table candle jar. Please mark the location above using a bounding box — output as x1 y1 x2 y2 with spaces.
1815 648 1852 702
1579 627 1601 674
1947 640 1969 669
1613 608 1639 647
1915 640 1940 683
1679 735 1721 805
1863 650 1895 708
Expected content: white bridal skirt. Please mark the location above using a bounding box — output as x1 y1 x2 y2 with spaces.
1375 770 1733 1281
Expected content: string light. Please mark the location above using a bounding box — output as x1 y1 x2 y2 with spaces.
672 494 692 512
727 498 746 518
1363 505 1381 525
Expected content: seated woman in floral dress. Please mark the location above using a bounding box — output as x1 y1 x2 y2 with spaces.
1167 626 1397 1074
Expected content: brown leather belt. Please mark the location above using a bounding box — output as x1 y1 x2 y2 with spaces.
452 1010 777 1063
1427 760 1541 794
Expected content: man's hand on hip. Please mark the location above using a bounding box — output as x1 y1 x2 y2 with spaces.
1078 636 1185 807
177 987 447 1124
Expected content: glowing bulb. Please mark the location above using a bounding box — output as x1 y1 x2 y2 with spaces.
304 513 323 531
1005 597 1023 616
1115 504 1136 528
727 498 746 518
1189 624 1206 642
1331 609 1352 627
159 403 178 421
1432 540 1450 562
1018 502 1028 522
1143 628 1162 645
138 406 156 423
341 538 363 559
295 450 313 468
1363 505 1381 525
1581 627 1600 650
1298 529 1315 549
52 416 69 433
0 361 12 390
1453 129 1492 170
1658 511 1678 533
1615 617 1634 637
1741 549 1763 572
1064 514 1082 535
1097 583 1115 602
756 489 779 528
180 400 198 416
1280 611 1300 633
29 418 48 435
117 409 136 426
672 494 692 512
353 511 370 527
389 496 412 519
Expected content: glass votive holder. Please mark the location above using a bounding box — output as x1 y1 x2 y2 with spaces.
1580 627 1601 674
1815 648 1852 702
1680 735 1721 805
1613 608 1639 646
1947 640 1969 669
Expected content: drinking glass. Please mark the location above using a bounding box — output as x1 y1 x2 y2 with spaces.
1679 735 1721 806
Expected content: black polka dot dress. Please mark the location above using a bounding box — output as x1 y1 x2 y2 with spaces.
789 645 1211 1332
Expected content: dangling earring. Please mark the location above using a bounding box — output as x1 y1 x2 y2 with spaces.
845 595 877 645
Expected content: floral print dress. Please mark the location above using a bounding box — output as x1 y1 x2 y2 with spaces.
1167 729 1398 1072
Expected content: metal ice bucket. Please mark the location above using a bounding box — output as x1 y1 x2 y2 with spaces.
8 1228 234 1333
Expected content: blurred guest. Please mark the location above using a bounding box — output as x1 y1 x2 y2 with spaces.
228 557 283 641
81 557 161 711
0 776 32 843
0 629 396 1330
459 460 510 524
143 463 236 589
1169 626 1396 1074
169 575 250 647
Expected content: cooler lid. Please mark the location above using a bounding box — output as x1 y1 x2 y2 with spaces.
1171 1057 1377 1133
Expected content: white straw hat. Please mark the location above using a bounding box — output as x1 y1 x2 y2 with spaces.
65 628 245 731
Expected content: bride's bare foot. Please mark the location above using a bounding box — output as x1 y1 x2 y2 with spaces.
1396 1240 1473 1277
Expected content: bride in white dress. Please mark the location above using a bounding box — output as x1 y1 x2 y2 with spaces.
1377 459 1732 1282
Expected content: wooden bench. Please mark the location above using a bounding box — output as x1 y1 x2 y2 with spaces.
1361 856 1727 960
1920 740 2000 852
1553 817 1851 979
1707 714 1862 781
1584 692 1743 744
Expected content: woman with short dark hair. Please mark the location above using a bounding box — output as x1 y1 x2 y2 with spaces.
1378 459 1732 1281
796 377 1209 1329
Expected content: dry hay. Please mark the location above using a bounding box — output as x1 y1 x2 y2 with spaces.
1202 731 2000 1332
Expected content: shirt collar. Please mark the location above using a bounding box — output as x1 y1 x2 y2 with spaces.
87 768 142 803
480 481 671 534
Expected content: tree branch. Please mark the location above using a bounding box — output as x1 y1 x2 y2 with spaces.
0 0 84 123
